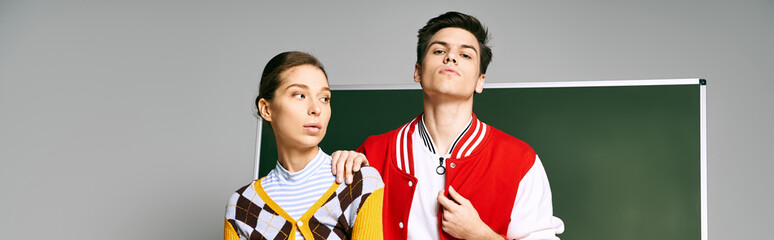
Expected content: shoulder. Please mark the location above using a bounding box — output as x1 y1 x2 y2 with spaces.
226 181 259 205
357 166 383 182
487 126 536 156
225 181 261 221
350 166 384 192
483 126 538 175
474 126 538 179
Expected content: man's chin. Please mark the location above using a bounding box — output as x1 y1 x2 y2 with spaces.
422 89 475 100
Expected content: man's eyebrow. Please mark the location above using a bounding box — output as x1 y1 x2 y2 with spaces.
460 44 478 54
428 41 478 54
429 41 449 48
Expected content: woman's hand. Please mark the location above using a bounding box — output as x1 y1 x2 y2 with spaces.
331 150 369 184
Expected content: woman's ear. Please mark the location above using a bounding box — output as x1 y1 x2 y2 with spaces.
258 98 272 122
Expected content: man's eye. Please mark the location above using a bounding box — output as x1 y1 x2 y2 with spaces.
320 97 330 103
461 54 472 59
433 50 445 54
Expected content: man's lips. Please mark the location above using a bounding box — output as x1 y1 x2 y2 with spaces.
439 67 460 76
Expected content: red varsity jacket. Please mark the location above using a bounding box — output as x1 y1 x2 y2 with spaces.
357 114 536 240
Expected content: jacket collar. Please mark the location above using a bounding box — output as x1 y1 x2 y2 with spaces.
394 113 489 175
417 115 472 157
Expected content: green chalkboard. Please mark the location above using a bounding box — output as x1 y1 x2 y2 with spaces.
257 80 705 240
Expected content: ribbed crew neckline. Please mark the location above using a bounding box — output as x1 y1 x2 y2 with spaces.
274 148 326 183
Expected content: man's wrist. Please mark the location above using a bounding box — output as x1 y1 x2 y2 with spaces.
472 223 503 240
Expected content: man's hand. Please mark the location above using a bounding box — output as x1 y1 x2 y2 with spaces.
331 150 369 184
438 186 504 240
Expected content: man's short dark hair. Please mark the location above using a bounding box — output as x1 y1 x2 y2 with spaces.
416 11 492 74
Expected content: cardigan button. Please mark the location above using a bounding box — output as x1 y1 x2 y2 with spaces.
297 221 303 226
450 162 456 168
408 181 413 187
399 221 404 228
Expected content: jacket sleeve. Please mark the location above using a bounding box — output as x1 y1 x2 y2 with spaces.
506 156 565 239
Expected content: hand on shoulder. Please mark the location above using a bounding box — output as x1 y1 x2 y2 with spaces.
331 150 369 184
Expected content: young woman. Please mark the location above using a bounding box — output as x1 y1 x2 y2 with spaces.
224 51 383 240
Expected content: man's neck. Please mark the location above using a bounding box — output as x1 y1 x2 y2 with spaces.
422 97 473 155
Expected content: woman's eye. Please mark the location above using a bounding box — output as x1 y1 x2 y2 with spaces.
293 93 305 99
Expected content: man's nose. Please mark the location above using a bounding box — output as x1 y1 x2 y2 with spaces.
443 54 457 64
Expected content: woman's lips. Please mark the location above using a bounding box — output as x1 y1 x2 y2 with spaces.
304 123 322 133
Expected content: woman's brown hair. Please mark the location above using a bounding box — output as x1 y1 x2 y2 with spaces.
255 51 327 118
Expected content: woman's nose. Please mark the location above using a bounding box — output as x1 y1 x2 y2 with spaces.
308 100 321 116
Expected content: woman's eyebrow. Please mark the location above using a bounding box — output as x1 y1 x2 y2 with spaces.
284 83 309 90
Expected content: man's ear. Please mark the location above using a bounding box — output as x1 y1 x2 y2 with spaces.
475 73 486 93
413 63 422 83
258 98 273 122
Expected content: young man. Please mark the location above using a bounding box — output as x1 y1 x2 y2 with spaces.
332 11 564 240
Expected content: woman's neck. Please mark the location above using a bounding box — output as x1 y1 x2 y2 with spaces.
276 144 319 173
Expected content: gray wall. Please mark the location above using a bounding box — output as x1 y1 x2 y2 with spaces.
1 1 771 239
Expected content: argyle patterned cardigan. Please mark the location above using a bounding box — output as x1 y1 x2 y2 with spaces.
224 167 384 240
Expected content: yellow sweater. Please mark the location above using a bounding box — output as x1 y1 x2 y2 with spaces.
224 167 383 240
